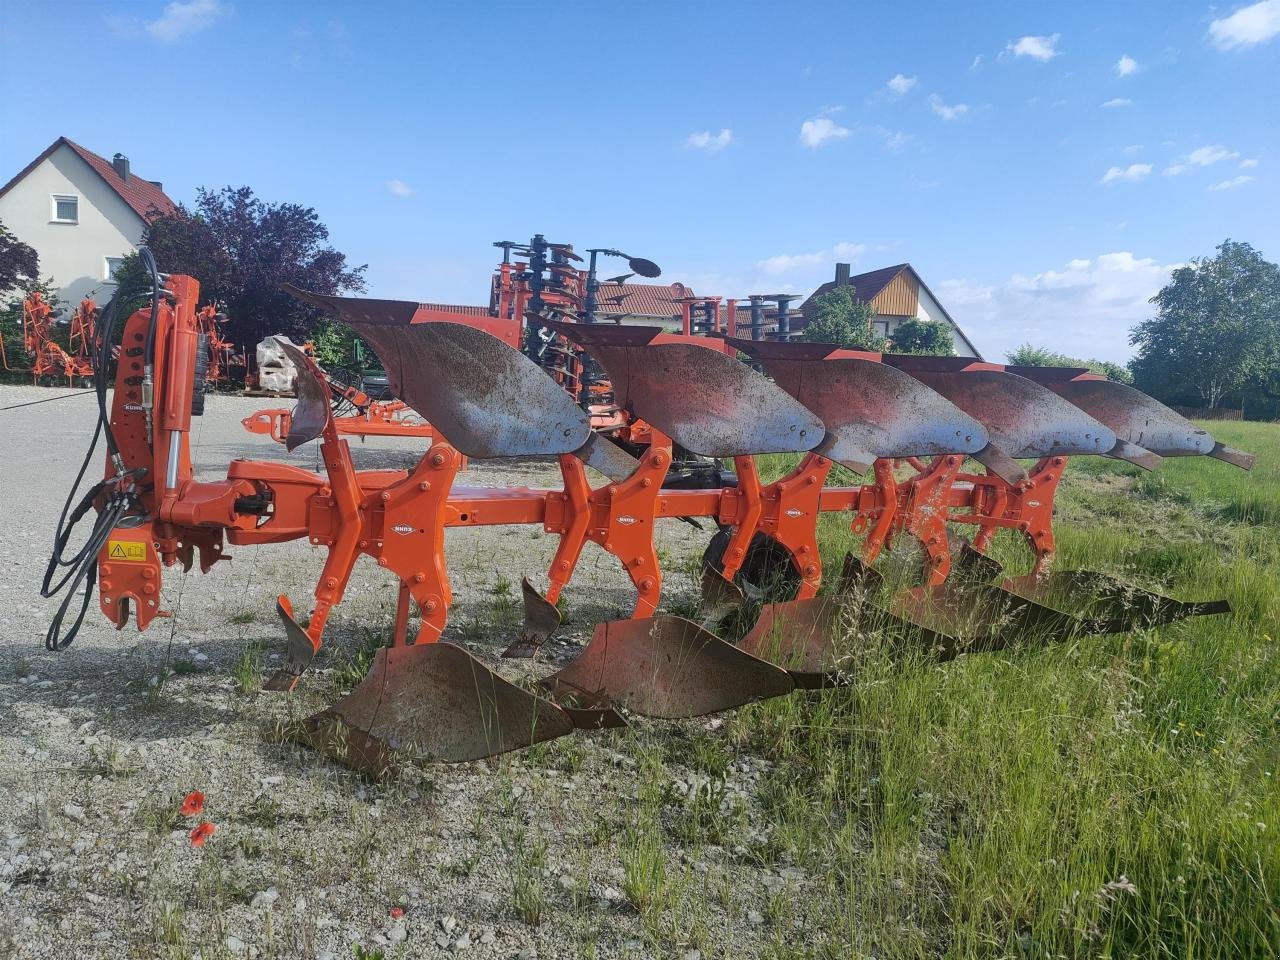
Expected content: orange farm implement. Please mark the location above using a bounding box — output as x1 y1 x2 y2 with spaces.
42 247 1254 776
1 292 97 385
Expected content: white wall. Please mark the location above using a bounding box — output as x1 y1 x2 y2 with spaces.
0 143 144 309
915 284 979 358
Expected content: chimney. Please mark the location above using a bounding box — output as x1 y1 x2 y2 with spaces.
111 153 130 182
835 262 851 286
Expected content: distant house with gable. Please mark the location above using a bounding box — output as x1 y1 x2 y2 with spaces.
800 261 982 358
0 137 176 305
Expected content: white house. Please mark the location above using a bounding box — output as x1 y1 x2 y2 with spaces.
0 137 175 306
799 262 982 358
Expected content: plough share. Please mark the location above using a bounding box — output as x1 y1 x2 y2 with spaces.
48 255 1254 775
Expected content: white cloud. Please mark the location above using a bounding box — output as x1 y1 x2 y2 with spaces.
1240 157 1259 168
756 242 868 276
1189 144 1239 165
928 94 970 120
799 116 851 148
1100 98 1133 108
1115 54 1139 76
1006 34 1061 61
939 251 1180 362
970 54 985 70
1208 175 1255 190
1123 144 1144 155
1100 163 1152 184
1164 144 1240 175
385 179 416 198
1208 0 1280 50
144 0 224 41
886 73 917 95
685 129 733 153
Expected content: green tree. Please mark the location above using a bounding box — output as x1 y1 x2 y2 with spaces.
799 287 879 349
1005 344 1134 384
0 222 49 376
116 185 366 350
1129 240 1280 409
890 318 954 356
0 221 38 295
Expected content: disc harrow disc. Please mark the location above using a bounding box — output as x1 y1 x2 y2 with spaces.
294 643 574 774
543 616 794 718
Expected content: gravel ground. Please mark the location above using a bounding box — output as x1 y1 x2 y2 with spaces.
0 386 815 960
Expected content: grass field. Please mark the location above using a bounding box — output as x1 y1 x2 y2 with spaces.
705 421 1279 958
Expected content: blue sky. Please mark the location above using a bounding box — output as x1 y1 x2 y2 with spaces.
2 0 1277 362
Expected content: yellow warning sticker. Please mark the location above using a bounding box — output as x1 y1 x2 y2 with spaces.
107 540 147 562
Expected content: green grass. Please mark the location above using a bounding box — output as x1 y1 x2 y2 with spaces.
739 421 1280 959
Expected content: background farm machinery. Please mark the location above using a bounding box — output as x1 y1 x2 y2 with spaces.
41 244 1254 776
0 291 97 385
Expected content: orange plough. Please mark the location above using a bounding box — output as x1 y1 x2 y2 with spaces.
41 247 1253 775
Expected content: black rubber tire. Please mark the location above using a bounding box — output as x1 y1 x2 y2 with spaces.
702 529 802 604
191 333 209 416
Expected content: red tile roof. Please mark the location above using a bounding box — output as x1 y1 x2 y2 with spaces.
0 137 176 221
801 263 909 316
418 302 492 317
593 281 688 318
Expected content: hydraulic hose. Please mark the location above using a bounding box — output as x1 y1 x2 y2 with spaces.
41 248 160 649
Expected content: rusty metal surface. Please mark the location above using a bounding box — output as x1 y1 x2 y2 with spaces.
263 595 317 691
738 597 849 689
340 319 592 459
544 617 793 718
893 368 1118 459
593 343 824 458
744 351 997 472
503 577 561 659
1036 378 1224 459
1210 442 1255 470
295 643 574 770
574 432 640 483
1000 571 1232 632
273 338 330 452
281 285 422 325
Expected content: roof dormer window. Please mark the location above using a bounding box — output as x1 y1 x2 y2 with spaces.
51 194 78 224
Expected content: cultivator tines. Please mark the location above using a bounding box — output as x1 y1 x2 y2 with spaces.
56 257 1255 778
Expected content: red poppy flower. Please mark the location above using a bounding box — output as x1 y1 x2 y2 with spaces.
180 791 206 817
389 907 405 919
190 822 216 847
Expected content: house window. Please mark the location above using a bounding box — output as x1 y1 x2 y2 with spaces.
51 195 79 223
104 257 124 283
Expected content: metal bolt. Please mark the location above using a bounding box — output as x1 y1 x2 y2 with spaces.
640 577 654 591
143 584 156 595
358 540 367 548
424 600 437 613
419 481 430 491
641 478 652 488
414 573 425 583
381 491 391 502
101 580 113 591
430 453 446 467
